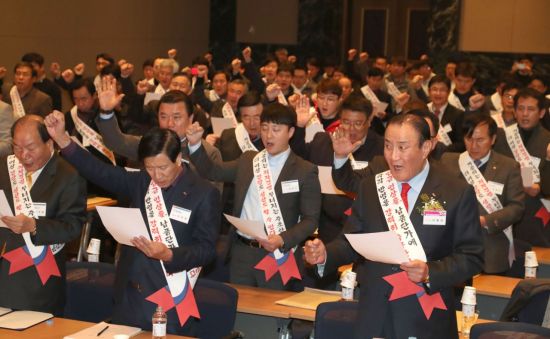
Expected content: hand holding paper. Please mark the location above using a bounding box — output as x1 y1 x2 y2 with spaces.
224 214 267 240
345 231 408 264
96 206 151 246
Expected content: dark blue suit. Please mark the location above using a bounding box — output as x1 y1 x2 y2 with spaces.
61 143 220 336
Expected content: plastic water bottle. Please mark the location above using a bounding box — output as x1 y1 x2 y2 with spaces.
152 306 167 339
461 286 477 338
524 251 538 279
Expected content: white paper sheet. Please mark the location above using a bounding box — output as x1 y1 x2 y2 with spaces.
0 310 53 330
0 190 14 227
318 166 345 195
345 231 409 264
96 206 151 246
224 214 267 240
0 307 11 317
305 123 325 143
144 92 162 105
64 321 142 339
211 117 235 136
373 101 389 114
520 166 534 187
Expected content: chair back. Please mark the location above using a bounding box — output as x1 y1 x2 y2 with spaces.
470 321 550 338
314 301 358 339
194 279 238 339
64 261 116 322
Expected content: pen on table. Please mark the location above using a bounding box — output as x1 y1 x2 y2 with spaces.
97 325 109 336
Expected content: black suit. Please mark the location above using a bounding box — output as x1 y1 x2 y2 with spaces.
324 163 484 338
190 145 321 289
0 154 87 314
436 103 466 153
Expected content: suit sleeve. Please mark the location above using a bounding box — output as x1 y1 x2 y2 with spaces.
33 166 87 245
95 114 141 161
428 185 484 291
485 161 525 233
189 143 240 183
164 186 221 273
332 159 371 193
280 165 321 249
0 105 14 157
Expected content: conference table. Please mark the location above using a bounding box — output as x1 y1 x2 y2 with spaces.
533 247 550 278
229 283 492 338
0 317 194 338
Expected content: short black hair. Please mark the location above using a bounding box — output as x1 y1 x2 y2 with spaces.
96 53 115 65
462 113 497 139
14 62 37 78
137 128 181 163
501 81 522 95
340 94 373 119
212 70 230 82
21 52 44 66
387 113 431 146
316 78 342 97
277 62 295 76
142 58 154 68
100 63 121 80
408 109 440 137
157 90 194 117
260 103 296 127
192 56 209 66
238 90 262 109
390 56 407 67
70 77 96 96
455 62 477 79
428 74 451 90
514 88 545 111
367 67 384 78
11 115 50 143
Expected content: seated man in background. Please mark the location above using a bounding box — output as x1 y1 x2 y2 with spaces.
4 62 52 118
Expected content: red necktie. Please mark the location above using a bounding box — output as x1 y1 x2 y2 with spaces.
434 109 441 117
401 183 411 211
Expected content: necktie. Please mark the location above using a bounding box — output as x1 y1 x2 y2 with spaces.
401 183 411 212
25 171 34 189
434 109 441 117
474 159 482 168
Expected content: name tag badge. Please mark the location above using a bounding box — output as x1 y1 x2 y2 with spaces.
353 161 369 170
487 181 504 195
531 156 541 169
423 210 446 226
33 202 47 217
281 180 300 194
170 205 191 224
444 124 452 133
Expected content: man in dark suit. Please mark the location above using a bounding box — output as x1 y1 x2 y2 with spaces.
0 101 14 156
305 114 484 338
22 53 62 111
493 88 550 247
427 75 465 152
187 103 321 290
441 114 524 274
360 67 393 136
4 62 52 118
45 115 220 336
0 115 86 315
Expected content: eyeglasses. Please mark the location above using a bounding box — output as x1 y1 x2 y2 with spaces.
340 119 367 129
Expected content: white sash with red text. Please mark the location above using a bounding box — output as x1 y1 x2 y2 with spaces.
447 92 465 111
70 106 116 165
235 123 258 153
144 180 201 326
252 150 301 284
10 86 26 119
490 111 505 129
360 85 380 104
375 169 447 319
458 152 515 265
222 102 238 128
504 124 541 182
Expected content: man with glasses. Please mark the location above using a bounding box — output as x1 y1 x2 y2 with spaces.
313 79 343 133
490 82 521 128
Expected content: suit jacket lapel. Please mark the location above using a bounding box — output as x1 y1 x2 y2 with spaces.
30 154 58 201
274 151 297 199
409 164 442 228
482 152 498 182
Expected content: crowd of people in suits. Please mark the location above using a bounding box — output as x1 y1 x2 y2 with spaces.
0 46 549 338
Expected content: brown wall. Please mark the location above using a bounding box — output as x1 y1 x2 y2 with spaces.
460 0 550 53
349 0 429 59
0 0 210 79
